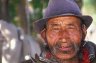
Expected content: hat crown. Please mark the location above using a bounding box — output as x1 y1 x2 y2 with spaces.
43 0 81 18
34 0 92 33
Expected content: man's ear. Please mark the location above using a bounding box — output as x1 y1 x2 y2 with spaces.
40 29 46 40
82 24 87 38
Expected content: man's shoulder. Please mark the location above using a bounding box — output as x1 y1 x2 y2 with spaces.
85 41 96 49
85 41 96 63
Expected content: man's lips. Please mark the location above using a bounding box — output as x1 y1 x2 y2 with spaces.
59 47 72 51
58 46 72 51
55 42 73 51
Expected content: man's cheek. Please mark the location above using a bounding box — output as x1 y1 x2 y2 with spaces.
48 31 59 39
69 35 81 47
69 32 81 41
47 34 59 45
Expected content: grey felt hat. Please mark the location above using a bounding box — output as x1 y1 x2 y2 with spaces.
34 0 93 33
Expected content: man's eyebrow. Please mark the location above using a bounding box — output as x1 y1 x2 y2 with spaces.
67 24 75 26
48 23 60 27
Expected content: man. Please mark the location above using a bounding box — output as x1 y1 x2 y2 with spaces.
23 0 96 63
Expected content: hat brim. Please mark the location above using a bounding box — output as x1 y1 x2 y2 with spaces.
34 14 93 33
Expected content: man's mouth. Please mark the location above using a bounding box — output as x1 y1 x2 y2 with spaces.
55 43 73 51
58 46 72 51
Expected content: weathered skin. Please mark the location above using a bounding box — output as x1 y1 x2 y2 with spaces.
41 16 87 63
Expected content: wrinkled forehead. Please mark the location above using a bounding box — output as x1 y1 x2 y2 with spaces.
46 16 82 26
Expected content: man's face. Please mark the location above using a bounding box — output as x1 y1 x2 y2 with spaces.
41 16 86 60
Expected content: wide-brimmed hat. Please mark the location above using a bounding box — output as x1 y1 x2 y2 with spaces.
34 0 93 33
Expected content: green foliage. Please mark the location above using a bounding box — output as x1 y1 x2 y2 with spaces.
84 0 96 11
29 0 49 35
90 0 96 10
43 0 49 8
32 0 42 8
8 0 19 24
30 0 49 21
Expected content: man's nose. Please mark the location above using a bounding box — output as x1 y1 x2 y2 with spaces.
59 30 69 42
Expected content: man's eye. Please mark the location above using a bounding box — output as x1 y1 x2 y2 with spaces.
67 26 75 29
52 28 60 31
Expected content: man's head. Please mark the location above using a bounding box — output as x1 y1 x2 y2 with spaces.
33 0 93 61
40 16 87 60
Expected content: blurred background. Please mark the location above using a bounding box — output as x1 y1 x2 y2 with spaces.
0 0 96 63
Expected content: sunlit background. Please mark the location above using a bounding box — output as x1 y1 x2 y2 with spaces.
82 0 96 44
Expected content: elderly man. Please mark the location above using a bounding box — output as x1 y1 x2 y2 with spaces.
22 0 96 63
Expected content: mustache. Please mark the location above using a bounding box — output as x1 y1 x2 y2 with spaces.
55 41 74 47
49 41 80 54
55 41 79 47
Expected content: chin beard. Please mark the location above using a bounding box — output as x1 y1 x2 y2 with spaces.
48 42 80 57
